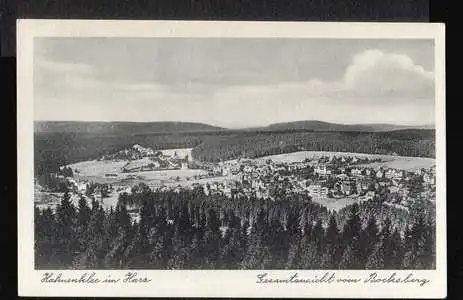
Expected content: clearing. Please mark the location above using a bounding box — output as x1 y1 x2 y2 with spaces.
253 151 435 171
160 148 193 161
311 194 372 212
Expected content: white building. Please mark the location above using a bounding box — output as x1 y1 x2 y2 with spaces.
351 168 362 176
307 185 328 197
376 170 384 178
77 182 88 193
315 165 331 176
365 191 375 200
423 173 435 185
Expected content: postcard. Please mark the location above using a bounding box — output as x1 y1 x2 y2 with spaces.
17 20 446 298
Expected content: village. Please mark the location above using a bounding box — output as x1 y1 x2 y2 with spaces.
35 144 437 222
199 154 436 210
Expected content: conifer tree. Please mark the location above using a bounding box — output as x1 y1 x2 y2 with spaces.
241 210 272 269
104 204 133 268
268 218 289 268
322 215 340 269
56 191 77 267
76 197 91 253
34 208 46 268
167 228 189 269
299 219 324 269
220 212 244 269
201 209 222 268
147 206 169 268
360 215 379 265
76 200 106 269
221 228 243 269
365 241 385 269
187 233 202 269
416 221 435 269
390 227 404 269
340 203 362 269
380 217 394 268
339 244 361 269
285 212 302 269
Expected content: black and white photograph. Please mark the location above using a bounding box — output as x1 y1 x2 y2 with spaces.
17 20 446 298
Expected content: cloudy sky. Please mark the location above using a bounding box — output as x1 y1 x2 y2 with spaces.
34 38 435 128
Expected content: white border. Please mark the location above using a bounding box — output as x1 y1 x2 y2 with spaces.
17 20 446 298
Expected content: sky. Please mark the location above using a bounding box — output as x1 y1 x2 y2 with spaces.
34 37 435 128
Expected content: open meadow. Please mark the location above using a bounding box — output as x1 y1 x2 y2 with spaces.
254 151 435 171
311 195 371 212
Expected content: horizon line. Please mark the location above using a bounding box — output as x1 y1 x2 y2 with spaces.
33 119 436 130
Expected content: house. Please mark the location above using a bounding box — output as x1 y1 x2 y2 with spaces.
376 170 384 178
385 169 403 180
307 184 328 197
351 168 362 176
423 173 435 185
393 170 404 180
385 169 395 179
119 186 132 195
341 182 352 195
251 179 265 190
365 191 375 200
336 174 349 180
223 186 232 198
320 187 329 197
77 182 88 193
222 166 230 176
359 180 370 191
389 186 400 193
203 185 210 195
315 165 329 176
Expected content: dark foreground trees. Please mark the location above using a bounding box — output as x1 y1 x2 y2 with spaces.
35 189 436 270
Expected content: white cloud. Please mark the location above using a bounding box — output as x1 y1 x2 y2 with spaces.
35 49 435 127
342 49 434 99
205 49 435 127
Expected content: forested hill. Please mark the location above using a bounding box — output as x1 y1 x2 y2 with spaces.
34 121 225 135
256 121 435 133
35 120 435 135
34 120 435 176
192 129 436 163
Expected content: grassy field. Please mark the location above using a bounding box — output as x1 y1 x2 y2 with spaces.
68 152 227 191
355 158 435 172
69 160 128 177
129 169 208 182
160 148 193 160
254 151 435 171
68 148 195 177
311 195 371 212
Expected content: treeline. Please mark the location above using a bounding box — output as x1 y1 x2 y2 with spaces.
192 130 435 163
35 187 435 270
35 129 434 177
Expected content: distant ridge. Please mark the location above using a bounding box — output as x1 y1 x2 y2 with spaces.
257 120 435 132
34 120 435 135
34 121 225 135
